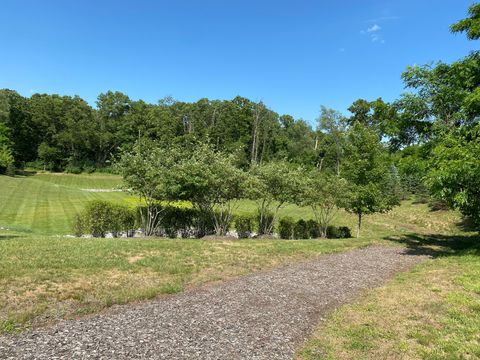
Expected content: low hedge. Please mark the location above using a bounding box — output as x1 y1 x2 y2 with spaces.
235 214 255 238
278 217 351 240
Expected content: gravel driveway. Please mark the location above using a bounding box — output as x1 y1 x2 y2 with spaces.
0 245 428 360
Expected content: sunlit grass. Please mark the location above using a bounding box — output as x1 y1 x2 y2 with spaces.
297 234 480 359
0 232 378 333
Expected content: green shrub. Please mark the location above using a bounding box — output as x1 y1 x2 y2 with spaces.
257 211 275 235
73 213 85 237
306 219 321 239
135 204 163 235
278 217 295 239
65 164 82 174
77 200 136 237
24 160 44 170
337 226 352 238
196 208 216 237
5 164 15 176
161 206 199 238
327 225 352 239
294 219 309 239
84 165 96 174
83 200 113 237
111 205 136 237
235 215 254 238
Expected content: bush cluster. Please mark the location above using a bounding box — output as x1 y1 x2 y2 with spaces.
326 225 352 239
234 215 255 239
75 201 217 238
278 217 351 239
74 200 136 237
74 200 352 240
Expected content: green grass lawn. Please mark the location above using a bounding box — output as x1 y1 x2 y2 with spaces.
0 172 461 237
297 233 480 359
0 172 134 234
0 171 476 352
0 233 378 333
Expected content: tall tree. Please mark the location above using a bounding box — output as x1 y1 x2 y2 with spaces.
342 122 400 237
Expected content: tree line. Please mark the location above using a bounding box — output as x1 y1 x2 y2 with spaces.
0 90 324 173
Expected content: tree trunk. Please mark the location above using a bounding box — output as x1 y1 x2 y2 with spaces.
357 212 362 238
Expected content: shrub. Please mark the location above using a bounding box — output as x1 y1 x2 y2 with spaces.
5 164 15 176
326 225 352 239
65 164 82 174
161 206 199 238
83 200 113 237
278 217 295 239
76 200 136 237
136 204 164 236
294 219 309 239
111 206 136 237
235 215 254 238
337 226 352 238
196 208 216 237
24 160 44 171
73 213 85 237
257 210 275 235
306 219 321 239
84 165 96 174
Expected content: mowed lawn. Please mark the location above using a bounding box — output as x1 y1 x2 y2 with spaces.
0 234 378 333
0 172 461 237
0 173 133 234
0 171 475 348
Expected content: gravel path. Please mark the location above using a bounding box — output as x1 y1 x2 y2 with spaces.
0 245 428 360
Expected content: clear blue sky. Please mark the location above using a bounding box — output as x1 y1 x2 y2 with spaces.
0 0 477 124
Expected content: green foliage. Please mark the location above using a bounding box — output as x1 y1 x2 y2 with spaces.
428 125 480 229
294 219 309 239
159 206 200 238
234 215 255 238
0 122 14 174
394 145 429 197
64 164 83 174
342 122 400 237
0 144 14 174
300 171 349 237
76 200 135 237
256 210 275 236
278 217 295 239
73 213 85 237
306 219 321 239
326 225 352 239
118 140 245 236
450 3 480 40
247 161 302 235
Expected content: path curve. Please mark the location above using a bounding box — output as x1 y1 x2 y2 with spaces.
0 245 427 360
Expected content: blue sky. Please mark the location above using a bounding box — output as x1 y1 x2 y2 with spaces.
0 0 477 124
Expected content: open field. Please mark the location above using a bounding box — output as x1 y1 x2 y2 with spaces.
298 233 480 359
0 172 133 234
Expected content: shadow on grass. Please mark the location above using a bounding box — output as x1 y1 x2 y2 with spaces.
14 170 37 177
384 232 480 257
0 234 20 241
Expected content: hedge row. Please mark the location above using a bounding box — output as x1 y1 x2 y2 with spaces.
278 217 351 239
74 200 352 239
74 201 217 238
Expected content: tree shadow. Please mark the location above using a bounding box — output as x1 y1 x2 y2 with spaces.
0 234 20 241
15 170 37 177
384 232 480 257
